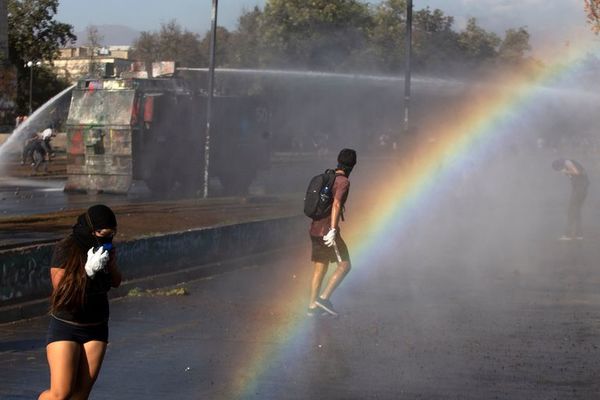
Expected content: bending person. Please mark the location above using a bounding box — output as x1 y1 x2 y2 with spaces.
552 158 589 240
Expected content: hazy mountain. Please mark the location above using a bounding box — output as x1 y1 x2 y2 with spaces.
74 25 141 46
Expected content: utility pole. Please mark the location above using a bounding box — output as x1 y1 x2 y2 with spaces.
28 62 33 115
403 0 413 134
26 60 41 115
203 0 218 198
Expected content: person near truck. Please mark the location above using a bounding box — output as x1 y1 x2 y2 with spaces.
21 128 53 172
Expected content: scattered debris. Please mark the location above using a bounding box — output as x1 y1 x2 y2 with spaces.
127 287 189 297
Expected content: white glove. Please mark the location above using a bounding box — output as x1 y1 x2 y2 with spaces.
85 247 109 278
323 228 337 248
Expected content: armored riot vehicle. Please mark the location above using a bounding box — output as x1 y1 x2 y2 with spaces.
64 75 270 195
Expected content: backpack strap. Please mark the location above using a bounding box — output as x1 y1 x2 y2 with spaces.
324 169 337 190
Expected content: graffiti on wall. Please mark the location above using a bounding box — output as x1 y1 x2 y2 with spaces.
1 249 52 302
0 217 305 305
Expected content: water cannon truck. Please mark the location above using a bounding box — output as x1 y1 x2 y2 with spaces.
64 69 270 195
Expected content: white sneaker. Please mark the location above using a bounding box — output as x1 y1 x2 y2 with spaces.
576 236 584 241
558 235 573 241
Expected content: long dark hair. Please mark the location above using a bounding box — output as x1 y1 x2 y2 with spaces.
50 236 88 314
51 204 117 313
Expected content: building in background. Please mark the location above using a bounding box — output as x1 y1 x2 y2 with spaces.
51 46 134 83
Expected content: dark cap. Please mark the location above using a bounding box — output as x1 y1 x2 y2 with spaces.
86 204 117 230
337 148 357 168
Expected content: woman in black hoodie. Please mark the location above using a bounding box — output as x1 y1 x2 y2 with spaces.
39 204 122 400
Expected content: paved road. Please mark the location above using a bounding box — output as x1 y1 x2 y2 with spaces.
0 176 172 216
0 176 181 248
2 211 600 399
3 149 600 399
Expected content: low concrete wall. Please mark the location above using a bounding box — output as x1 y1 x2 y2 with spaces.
0 216 305 311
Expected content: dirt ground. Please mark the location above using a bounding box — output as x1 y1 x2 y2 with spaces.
0 151 302 247
0 195 301 245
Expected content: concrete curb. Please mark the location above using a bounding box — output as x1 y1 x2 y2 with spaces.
0 215 306 323
0 247 300 324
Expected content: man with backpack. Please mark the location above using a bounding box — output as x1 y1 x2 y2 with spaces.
305 148 357 317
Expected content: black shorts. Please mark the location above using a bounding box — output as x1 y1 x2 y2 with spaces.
310 234 351 264
46 315 109 345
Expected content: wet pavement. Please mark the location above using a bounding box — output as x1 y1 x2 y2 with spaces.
3 150 600 399
0 174 303 249
2 216 600 399
0 152 389 220
0 176 173 217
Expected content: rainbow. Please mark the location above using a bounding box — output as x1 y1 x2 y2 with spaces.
349 47 597 268
224 43 596 399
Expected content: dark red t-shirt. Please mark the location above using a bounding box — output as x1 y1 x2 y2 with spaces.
51 237 116 324
309 173 350 237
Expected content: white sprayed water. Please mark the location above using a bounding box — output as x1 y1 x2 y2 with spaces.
179 67 599 152
177 67 465 90
0 67 594 175
178 67 600 100
0 176 63 189
0 84 75 163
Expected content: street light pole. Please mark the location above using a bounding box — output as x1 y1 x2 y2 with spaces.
27 61 33 115
203 0 218 199
403 0 413 134
26 60 41 115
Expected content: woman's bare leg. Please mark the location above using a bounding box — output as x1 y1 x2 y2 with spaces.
72 341 107 400
39 341 81 400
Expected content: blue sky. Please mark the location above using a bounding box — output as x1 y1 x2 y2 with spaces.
56 0 266 34
55 0 598 56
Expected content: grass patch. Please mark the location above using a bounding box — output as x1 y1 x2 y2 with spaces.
127 287 189 297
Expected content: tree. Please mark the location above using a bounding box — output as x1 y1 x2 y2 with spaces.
412 7 458 72
585 0 600 34
131 20 205 68
369 0 408 71
498 27 530 64
130 31 157 70
7 0 76 114
85 25 104 77
457 18 500 63
7 0 75 66
228 6 264 67
199 26 234 67
260 0 372 69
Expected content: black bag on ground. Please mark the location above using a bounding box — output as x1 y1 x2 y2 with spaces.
304 169 337 219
